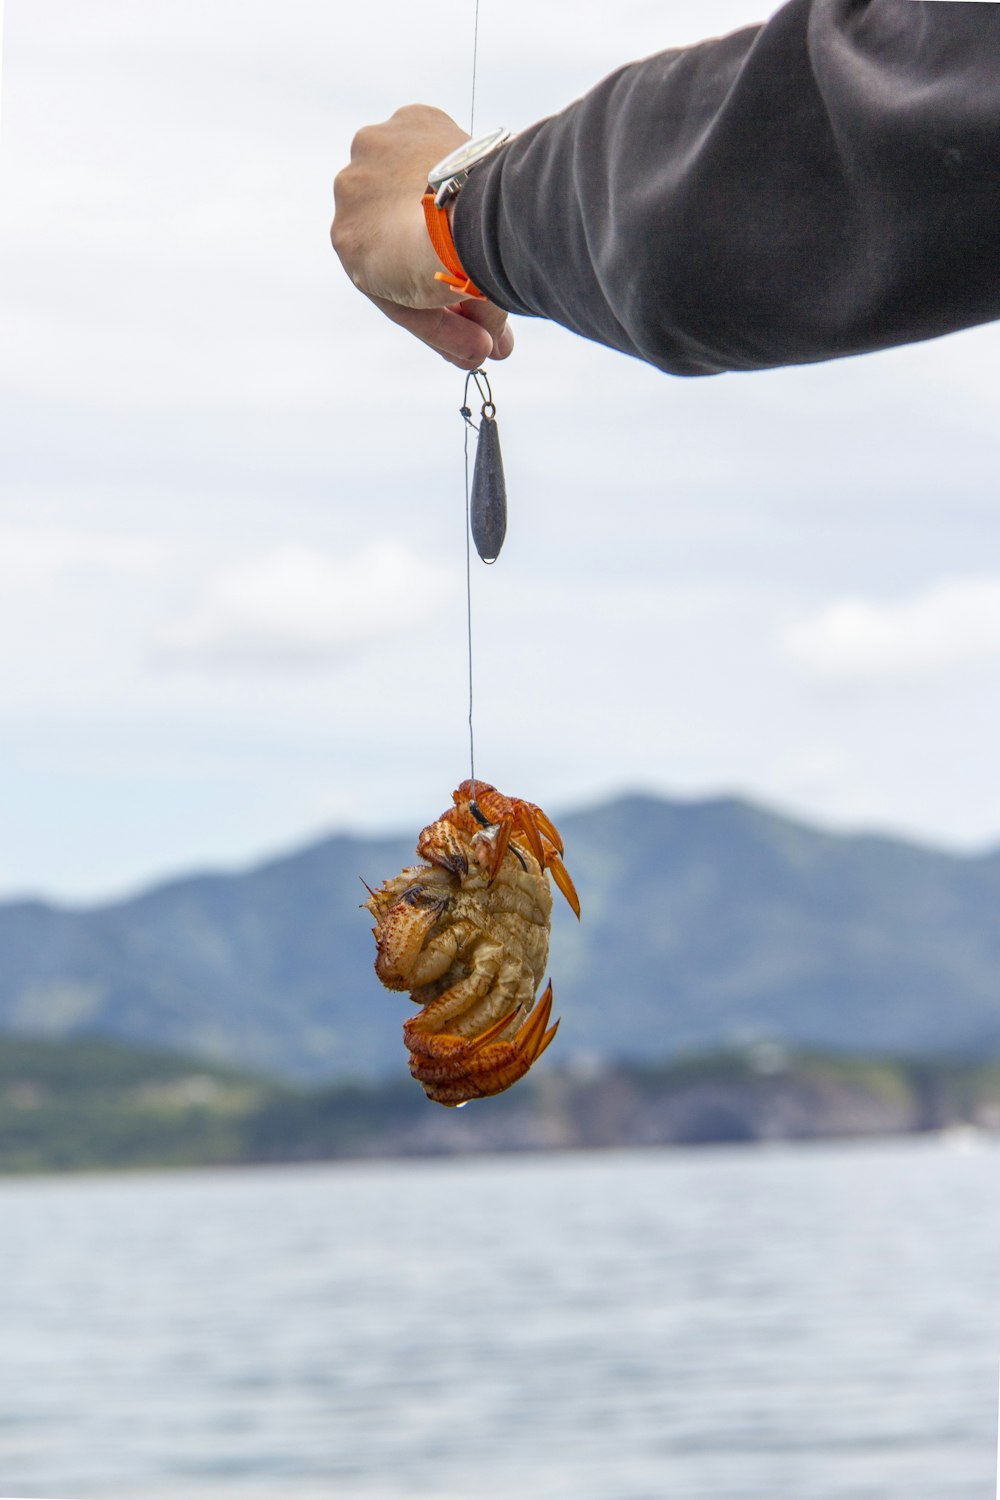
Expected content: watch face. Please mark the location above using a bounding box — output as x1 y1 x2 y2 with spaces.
428 127 510 188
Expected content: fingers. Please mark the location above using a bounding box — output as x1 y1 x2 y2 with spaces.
456 299 514 360
369 295 514 371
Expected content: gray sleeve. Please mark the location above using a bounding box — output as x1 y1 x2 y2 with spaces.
452 0 1000 375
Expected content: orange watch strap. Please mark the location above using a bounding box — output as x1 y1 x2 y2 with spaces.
421 191 485 299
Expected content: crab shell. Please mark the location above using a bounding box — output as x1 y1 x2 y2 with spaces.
364 782 579 1107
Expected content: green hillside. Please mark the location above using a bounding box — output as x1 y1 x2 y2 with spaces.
0 792 998 1080
0 1037 280 1172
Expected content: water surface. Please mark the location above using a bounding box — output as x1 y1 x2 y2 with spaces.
1 1137 998 1499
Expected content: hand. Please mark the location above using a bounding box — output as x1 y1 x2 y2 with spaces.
331 105 514 372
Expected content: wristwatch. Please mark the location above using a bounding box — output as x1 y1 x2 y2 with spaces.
422 126 510 298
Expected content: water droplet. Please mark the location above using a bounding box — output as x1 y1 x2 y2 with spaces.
455 1101 468 1110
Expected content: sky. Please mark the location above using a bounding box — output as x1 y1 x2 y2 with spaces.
2 0 1000 903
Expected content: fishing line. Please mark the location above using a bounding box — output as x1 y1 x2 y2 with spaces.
452 2 509 797
470 0 480 136
462 396 476 789
463 0 483 797
461 367 507 794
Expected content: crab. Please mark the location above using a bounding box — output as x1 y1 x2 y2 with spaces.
363 781 580 1107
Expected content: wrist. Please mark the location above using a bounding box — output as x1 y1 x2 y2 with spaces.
422 189 483 299
423 127 510 300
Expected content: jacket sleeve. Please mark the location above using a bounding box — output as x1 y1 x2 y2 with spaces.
452 0 1000 375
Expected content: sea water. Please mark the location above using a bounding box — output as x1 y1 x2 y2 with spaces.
0 1137 998 1500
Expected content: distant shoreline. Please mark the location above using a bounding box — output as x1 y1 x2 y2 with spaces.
1 1034 998 1175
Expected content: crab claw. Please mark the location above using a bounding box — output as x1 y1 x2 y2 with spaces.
546 852 581 919
405 983 560 1107
416 817 469 877
372 887 447 989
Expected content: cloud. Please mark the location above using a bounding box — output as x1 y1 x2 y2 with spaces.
783 575 1000 678
155 541 459 669
0 526 163 585
6 0 1000 900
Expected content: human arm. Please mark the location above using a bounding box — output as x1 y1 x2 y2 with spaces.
333 0 1000 376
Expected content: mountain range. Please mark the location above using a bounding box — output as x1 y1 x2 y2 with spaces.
1 792 998 1081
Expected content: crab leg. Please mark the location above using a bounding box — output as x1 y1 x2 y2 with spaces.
531 807 565 857
406 1002 522 1061
405 936 505 1032
467 1005 524 1053
472 818 513 883
407 985 560 1106
512 810 546 870
507 984 558 1064
546 852 581 919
